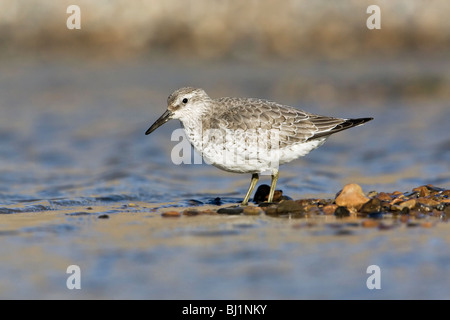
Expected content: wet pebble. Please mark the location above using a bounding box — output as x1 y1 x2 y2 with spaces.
217 207 244 215
323 204 338 215
183 209 200 216
334 206 351 218
161 211 181 217
98 214 109 219
376 192 392 202
417 197 439 207
444 205 450 216
277 200 305 215
412 185 431 197
66 211 91 216
359 198 381 215
253 184 284 203
335 183 370 211
264 205 278 216
398 199 416 210
243 206 263 215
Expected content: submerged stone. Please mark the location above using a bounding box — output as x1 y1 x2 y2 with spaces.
359 198 381 215
335 206 350 218
217 207 244 215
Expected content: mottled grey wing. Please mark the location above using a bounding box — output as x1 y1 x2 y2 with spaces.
209 97 345 148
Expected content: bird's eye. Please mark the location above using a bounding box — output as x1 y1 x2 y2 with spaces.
182 98 188 104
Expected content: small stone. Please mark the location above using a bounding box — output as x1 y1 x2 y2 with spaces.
128 203 138 207
253 184 270 203
305 206 321 216
417 198 439 207
253 185 284 203
162 211 181 217
362 219 379 228
359 198 381 215
398 199 417 210
401 207 410 215
376 192 392 201
98 214 109 219
323 204 338 215
335 183 370 211
183 209 199 216
412 186 431 197
334 206 350 218
243 206 263 215
367 191 378 198
217 207 244 215
444 205 450 216
272 190 284 202
277 200 305 215
389 197 404 205
198 209 218 215
264 205 278 216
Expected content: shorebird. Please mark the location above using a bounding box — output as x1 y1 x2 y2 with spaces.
145 87 372 205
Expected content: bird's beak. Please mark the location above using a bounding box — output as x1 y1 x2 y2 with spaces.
145 109 173 135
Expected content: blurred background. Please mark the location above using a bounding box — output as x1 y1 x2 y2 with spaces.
0 0 449 299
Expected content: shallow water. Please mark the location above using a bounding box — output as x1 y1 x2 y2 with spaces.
0 54 449 299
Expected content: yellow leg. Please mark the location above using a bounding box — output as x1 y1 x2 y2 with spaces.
267 169 279 203
241 173 259 206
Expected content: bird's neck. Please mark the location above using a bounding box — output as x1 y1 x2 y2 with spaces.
179 101 214 148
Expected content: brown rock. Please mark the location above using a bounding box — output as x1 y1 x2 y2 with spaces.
398 199 417 210
359 198 381 215
334 206 351 218
389 198 402 205
198 209 218 215
306 206 321 216
444 205 450 216
243 206 263 215
335 183 370 211
417 198 439 207
264 205 279 216
412 185 431 197
376 192 392 201
277 200 305 215
183 209 199 216
323 204 338 215
253 184 284 203
162 211 181 217
272 190 284 202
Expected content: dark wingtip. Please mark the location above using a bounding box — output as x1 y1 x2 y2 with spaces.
308 116 373 140
349 117 373 126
